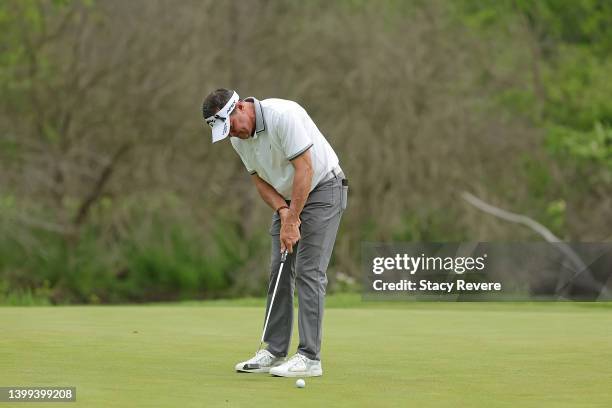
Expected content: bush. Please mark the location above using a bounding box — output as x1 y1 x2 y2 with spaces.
0 215 258 304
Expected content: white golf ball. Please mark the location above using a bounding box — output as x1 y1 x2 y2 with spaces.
296 379 305 388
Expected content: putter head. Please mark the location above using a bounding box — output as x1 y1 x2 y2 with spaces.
242 363 261 370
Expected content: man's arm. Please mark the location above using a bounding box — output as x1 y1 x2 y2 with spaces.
286 149 313 224
250 149 313 253
279 149 313 253
251 173 288 213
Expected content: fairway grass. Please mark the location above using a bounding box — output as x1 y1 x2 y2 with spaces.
1 298 611 407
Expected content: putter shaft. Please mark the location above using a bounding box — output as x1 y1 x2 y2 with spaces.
258 250 288 349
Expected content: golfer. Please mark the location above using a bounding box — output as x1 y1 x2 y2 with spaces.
202 89 347 377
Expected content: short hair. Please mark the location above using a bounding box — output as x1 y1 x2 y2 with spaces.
202 88 234 120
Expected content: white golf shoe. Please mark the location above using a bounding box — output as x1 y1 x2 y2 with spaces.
269 353 323 377
235 350 284 373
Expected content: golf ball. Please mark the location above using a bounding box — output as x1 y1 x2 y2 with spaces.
296 379 305 388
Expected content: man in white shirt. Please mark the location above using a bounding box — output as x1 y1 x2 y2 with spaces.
202 88 347 377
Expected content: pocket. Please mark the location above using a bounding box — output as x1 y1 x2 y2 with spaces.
341 180 348 210
307 180 334 207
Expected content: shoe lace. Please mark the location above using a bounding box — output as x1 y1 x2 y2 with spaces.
254 349 273 363
287 353 308 367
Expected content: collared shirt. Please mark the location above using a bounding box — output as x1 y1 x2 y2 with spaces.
230 97 340 200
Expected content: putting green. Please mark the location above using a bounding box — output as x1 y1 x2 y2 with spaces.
1 298 611 407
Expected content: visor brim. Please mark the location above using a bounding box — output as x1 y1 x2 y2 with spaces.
211 119 230 143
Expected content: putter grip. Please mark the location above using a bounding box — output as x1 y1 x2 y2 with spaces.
281 250 288 262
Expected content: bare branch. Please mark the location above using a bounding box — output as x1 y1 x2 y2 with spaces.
461 191 610 298
462 191 560 242
73 142 133 228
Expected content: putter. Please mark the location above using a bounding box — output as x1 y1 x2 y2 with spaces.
242 249 289 371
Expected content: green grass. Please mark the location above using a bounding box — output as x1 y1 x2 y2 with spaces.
1 295 612 407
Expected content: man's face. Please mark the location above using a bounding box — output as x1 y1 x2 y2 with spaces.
228 102 251 139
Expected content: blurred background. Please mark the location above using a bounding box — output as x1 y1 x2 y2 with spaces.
1 0 611 304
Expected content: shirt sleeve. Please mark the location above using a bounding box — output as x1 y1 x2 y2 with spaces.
230 140 257 174
277 110 313 160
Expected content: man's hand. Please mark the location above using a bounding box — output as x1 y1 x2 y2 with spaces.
279 208 300 253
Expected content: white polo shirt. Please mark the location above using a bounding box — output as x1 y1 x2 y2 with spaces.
230 97 340 200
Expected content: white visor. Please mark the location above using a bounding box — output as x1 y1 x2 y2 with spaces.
205 91 239 143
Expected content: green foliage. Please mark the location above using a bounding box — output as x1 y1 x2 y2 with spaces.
392 211 469 242
0 215 256 304
0 227 111 304
520 155 553 200
0 279 52 305
457 0 612 53
455 0 612 238
493 89 538 119
544 49 612 129
0 1 45 101
0 0 88 117
2 0 612 303
119 221 234 302
544 199 566 236
547 122 612 166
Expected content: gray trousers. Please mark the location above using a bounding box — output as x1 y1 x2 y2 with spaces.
264 172 347 361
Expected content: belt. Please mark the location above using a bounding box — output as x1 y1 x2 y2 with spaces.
321 166 345 183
